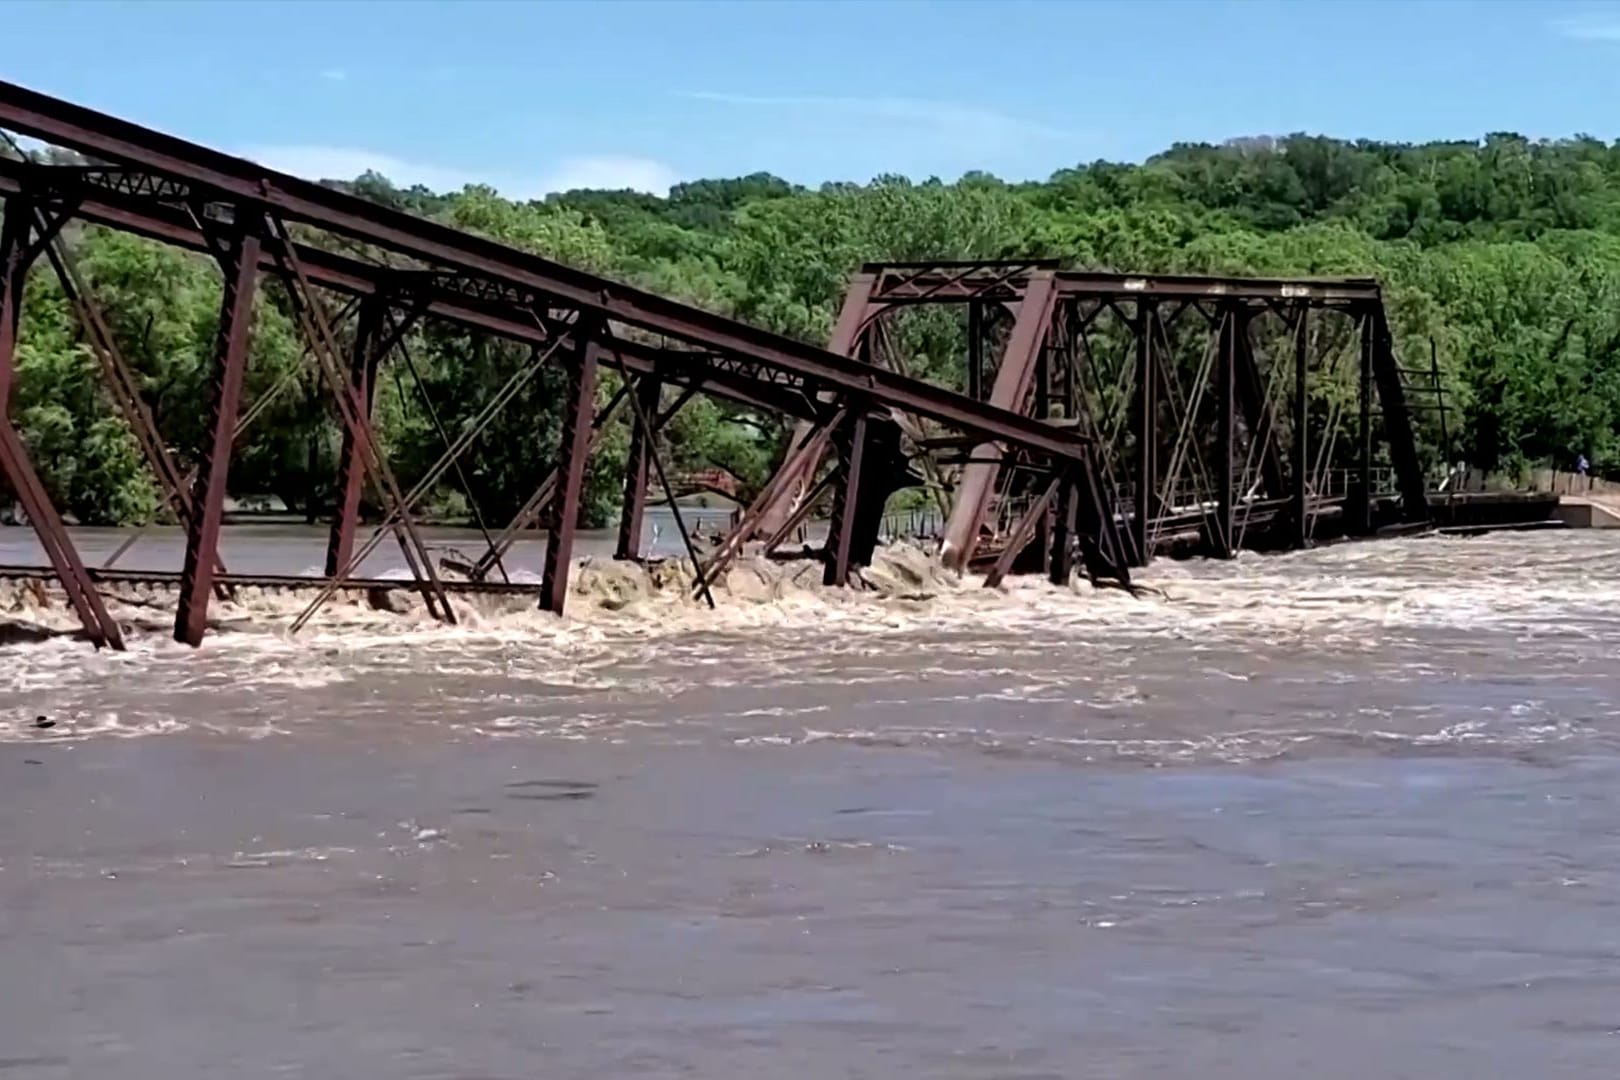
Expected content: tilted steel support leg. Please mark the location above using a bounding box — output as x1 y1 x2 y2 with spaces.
539 344 598 615
175 230 260 646
0 200 123 649
325 295 384 577
940 270 1057 571
751 272 877 543
982 476 1058 589
615 374 662 561
822 411 870 588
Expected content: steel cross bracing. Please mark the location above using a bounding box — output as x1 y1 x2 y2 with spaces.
0 82 1105 650
747 259 1431 578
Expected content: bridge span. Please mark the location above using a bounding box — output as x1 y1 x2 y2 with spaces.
0 83 1433 650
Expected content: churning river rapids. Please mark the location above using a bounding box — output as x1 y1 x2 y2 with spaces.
3 528 1620 1078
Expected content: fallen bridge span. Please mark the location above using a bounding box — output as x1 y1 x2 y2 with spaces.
0 82 1127 650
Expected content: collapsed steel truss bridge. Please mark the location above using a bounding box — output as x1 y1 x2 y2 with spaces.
0 81 1116 650
0 83 1430 652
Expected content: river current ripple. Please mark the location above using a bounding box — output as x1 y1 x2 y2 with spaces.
3 531 1619 1078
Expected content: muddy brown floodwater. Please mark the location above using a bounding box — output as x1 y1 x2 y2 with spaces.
4 529 1620 1078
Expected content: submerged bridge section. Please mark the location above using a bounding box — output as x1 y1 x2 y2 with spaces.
747 260 1435 577
0 83 1120 650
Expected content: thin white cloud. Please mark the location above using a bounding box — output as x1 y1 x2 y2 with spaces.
1552 17 1620 40
682 90 1074 149
238 144 679 197
320 68 348 82
539 155 680 194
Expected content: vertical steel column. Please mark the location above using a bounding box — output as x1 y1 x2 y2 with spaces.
1215 307 1236 557
0 199 30 412
1355 309 1374 535
1292 305 1310 549
324 294 384 577
822 410 870 587
967 300 983 401
174 233 259 647
614 374 662 560
1132 301 1157 559
174 229 259 647
1049 467 1078 586
539 343 598 615
174 230 260 647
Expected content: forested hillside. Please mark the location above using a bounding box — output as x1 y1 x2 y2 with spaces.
9 131 1620 526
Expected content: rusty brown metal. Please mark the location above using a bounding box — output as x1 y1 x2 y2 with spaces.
821 410 871 588
694 406 846 595
749 272 879 543
289 329 575 633
778 260 1427 573
270 223 456 626
0 195 28 413
619 367 715 610
0 419 124 648
174 228 259 647
0 81 1439 651
325 293 384 578
467 382 633 581
615 374 662 561
983 477 1058 589
939 269 1057 571
0 204 124 648
539 340 598 615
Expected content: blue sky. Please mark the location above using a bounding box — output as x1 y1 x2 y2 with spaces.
6 0 1620 198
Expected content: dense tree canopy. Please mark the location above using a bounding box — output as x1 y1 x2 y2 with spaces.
7 129 1620 526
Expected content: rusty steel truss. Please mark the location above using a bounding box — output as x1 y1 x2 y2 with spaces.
744 259 1432 578
0 83 1120 650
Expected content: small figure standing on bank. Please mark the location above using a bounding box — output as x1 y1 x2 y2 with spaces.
1577 453 1590 477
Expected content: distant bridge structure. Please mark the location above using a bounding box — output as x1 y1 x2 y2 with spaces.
742 259 1439 580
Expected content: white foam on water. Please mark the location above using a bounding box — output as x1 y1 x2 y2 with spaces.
5 532 1620 753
